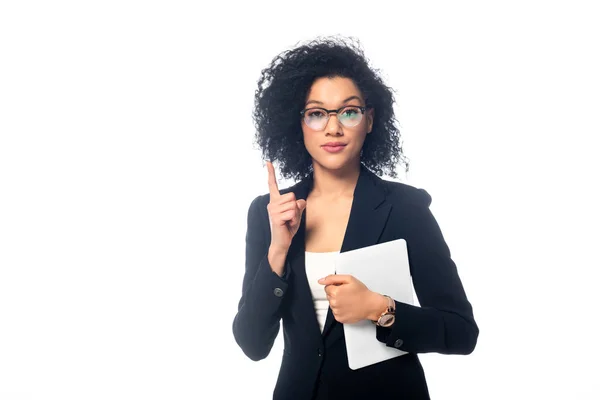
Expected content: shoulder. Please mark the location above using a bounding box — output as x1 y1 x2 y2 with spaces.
376 177 433 209
248 193 268 218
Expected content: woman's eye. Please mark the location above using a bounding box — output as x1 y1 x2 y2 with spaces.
307 110 326 119
342 107 359 116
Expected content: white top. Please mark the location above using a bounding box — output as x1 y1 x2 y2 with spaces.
305 251 339 333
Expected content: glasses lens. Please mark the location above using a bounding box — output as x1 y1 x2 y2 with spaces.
338 106 363 127
304 108 328 130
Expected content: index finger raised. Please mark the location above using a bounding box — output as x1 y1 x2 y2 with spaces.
266 161 280 200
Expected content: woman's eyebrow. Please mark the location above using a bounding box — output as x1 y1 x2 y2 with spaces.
305 95 362 107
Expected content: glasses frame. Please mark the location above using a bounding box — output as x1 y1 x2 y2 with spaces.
300 105 370 130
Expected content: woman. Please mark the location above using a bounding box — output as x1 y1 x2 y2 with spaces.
232 36 478 400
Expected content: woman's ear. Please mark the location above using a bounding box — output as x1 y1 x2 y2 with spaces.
367 108 374 133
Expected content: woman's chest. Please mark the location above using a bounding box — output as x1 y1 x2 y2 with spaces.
304 197 353 252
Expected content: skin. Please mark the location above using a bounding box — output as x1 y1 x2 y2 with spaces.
266 76 389 324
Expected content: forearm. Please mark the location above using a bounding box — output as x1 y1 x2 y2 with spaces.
268 245 288 277
376 301 479 355
233 251 289 361
367 292 477 354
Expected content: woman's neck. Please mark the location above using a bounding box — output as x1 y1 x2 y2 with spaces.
310 160 361 199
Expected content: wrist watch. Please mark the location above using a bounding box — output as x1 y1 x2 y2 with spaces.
375 295 396 327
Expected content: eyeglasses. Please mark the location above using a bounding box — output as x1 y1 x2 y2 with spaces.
300 105 369 131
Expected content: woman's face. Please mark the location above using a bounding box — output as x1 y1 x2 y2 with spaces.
301 76 373 173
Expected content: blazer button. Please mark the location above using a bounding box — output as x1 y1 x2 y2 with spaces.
317 348 323 357
394 339 404 348
273 288 284 297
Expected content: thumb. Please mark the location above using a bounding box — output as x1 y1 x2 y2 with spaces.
318 274 350 286
296 199 307 212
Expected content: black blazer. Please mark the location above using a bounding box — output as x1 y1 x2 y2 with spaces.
233 164 479 400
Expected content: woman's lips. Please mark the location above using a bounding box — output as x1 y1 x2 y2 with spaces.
322 144 346 153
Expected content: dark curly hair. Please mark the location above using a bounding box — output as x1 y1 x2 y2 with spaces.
253 35 409 182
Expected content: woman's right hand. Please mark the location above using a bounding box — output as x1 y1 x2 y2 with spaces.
266 161 307 253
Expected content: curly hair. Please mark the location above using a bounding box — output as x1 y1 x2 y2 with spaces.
253 35 409 182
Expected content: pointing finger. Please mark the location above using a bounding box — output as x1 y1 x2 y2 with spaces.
266 161 280 200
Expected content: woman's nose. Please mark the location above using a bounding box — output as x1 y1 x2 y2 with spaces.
324 114 343 135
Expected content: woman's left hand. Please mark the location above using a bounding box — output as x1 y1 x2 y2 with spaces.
318 274 387 324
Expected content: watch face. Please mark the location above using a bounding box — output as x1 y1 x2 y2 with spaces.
379 314 395 327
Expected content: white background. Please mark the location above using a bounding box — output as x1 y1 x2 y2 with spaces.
1 1 599 399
